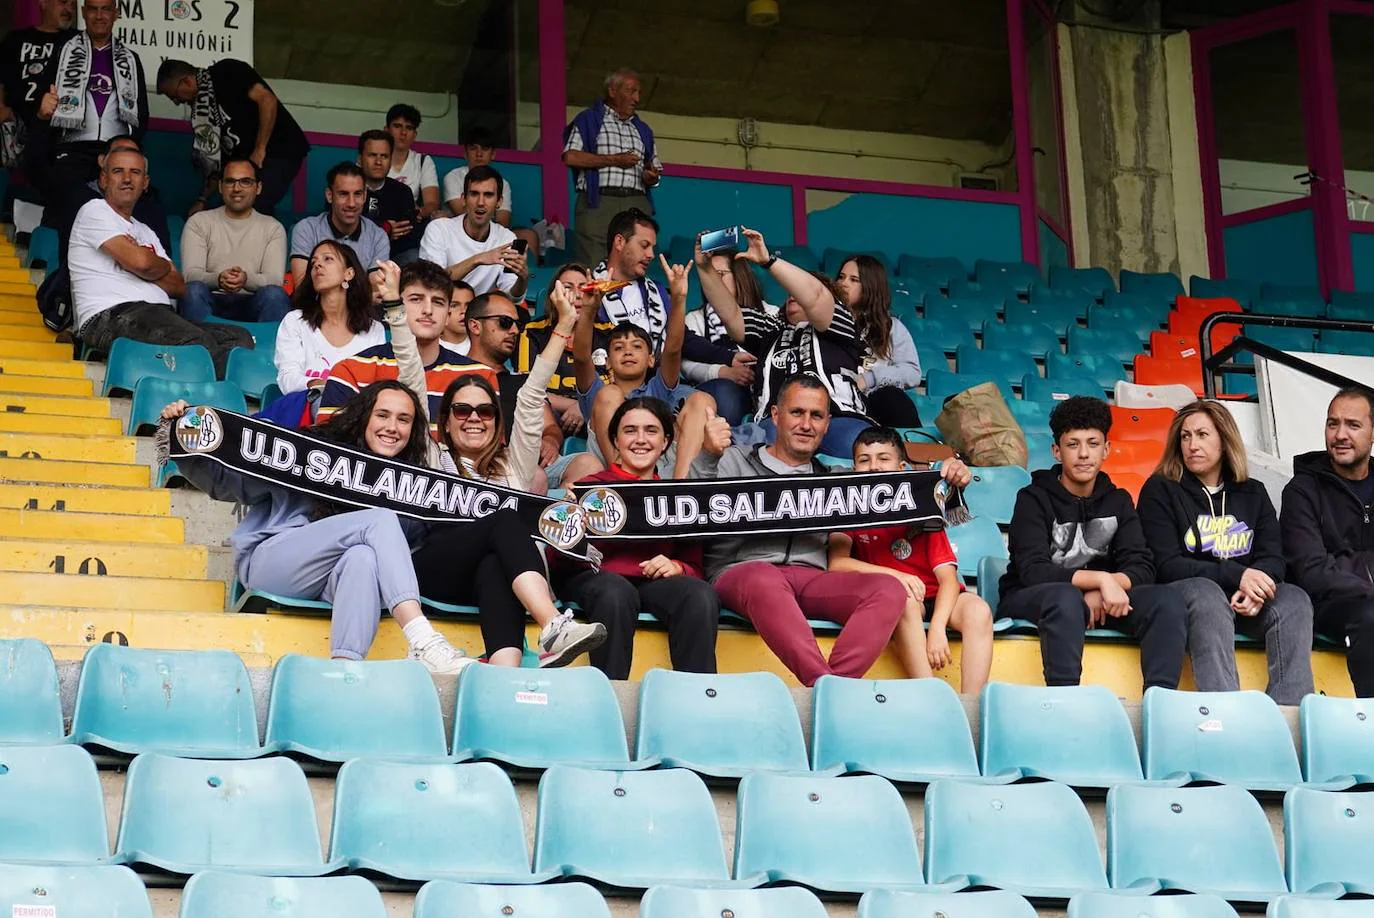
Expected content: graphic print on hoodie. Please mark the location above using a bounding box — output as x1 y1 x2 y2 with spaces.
1051 517 1118 568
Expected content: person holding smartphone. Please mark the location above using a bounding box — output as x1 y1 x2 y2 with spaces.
418 164 528 299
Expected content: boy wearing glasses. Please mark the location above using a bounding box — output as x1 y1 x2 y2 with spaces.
178 156 290 323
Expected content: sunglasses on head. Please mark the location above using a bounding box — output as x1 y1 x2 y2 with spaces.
471 314 518 331
449 402 498 421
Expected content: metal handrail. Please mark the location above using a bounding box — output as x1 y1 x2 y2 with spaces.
1197 311 1374 398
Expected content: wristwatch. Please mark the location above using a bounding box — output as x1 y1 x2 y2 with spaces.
764 253 780 270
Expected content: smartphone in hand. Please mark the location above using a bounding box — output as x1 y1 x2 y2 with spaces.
700 226 744 255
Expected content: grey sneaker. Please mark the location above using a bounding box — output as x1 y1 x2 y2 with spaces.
537 611 607 668
409 633 474 675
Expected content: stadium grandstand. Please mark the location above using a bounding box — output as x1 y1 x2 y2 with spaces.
3 0 1374 915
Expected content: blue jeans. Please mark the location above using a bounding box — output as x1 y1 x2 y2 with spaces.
697 378 752 426
179 281 292 323
733 415 873 459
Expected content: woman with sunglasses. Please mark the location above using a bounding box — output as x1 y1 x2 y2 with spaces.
406 279 608 668
159 380 472 674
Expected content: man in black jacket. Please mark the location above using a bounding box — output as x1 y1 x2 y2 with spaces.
999 396 1186 689
1282 385 1374 696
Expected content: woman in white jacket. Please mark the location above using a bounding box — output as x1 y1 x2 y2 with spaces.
274 240 386 394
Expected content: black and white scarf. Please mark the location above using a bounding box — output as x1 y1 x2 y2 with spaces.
190 67 228 178
160 407 967 547
51 33 139 132
593 261 667 348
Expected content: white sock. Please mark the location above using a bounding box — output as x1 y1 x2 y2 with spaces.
401 616 439 649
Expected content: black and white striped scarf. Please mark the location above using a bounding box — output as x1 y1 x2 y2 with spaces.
190 67 228 178
51 33 139 132
593 261 667 349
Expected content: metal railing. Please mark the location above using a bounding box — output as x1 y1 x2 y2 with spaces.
1198 312 1374 398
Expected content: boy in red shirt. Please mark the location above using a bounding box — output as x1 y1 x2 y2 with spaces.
829 427 994 692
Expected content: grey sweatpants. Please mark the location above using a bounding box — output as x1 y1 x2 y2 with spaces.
241 509 421 660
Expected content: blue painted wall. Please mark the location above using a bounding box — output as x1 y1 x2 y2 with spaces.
1222 207 1318 287
1351 233 1374 291
1039 218 1069 276
805 193 1021 268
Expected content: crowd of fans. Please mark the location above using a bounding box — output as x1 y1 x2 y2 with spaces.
5 12 1373 699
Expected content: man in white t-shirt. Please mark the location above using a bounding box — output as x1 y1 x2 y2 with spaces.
384 103 440 220
70 147 252 374
419 164 528 299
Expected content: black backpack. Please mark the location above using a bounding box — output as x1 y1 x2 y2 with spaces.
36 265 71 332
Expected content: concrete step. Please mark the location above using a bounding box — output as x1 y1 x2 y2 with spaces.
0 411 122 435
0 355 86 378
0 322 60 342
0 339 72 360
0 391 113 417
0 373 94 396
0 507 184 542
0 430 137 463
0 481 172 515
0 571 224 612
0 455 150 487
0 537 208 579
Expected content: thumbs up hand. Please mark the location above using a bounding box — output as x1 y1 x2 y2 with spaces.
702 404 733 456
38 84 57 121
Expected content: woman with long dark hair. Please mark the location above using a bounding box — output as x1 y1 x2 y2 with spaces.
160 379 471 673
834 254 922 428
687 253 776 425
274 239 385 394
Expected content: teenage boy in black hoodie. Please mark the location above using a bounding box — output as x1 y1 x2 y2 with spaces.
999 396 1187 689
1282 385 1374 696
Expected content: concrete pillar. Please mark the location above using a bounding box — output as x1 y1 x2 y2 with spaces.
1059 0 1208 279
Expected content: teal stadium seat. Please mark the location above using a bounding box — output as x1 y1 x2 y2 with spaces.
1025 431 1057 470
263 655 447 763
532 766 732 889
0 865 150 918
1106 783 1286 902
891 285 922 323
861 889 1038 918
1259 282 1325 310
415 880 610 918
924 779 1108 898
925 370 1014 403
946 515 1008 580
635 669 807 777
1253 298 1324 319
1300 695 1374 786
1006 299 1080 336
964 466 1032 526
916 343 948 378
203 318 280 352
127 378 247 435
1267 897 1374 918
453 664 633 769
101 338 216 396
224 346 278 400
1067 892 1240 918
1047 352 1125 392
70 644 261 757
26 225 60 269
1088 304 1159 346
908 393 944 425
644 888 826 918
1142 687 1301 790
0 638 63 744
975 259 1040 297
179 873 386 918
329 760 541 884
734 773 926 893
978 557 1010 615
1285 785 1374 896
979 683 1143 787
956 346 1038 391
926 293 1004 333
904 315 976 355
1050 265 1116 301
810 675 980 782
114 753 330 876
898 255 967 291
0 745 109 864
1068 326 1145 365
1329 290 1374 318
1189 276 1257 308
984 319 1061 361
1007 397 1052 432
1244 324 1316 355
1120 269 1184 304
1318 329 1374 357
1104 290 1172 324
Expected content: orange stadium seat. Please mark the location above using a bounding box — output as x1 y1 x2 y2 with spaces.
1109 406 1176 442
1149 331 1200 360
1109 472 1148 503
1134 355 1204 396
1169 296 1243 339
1102 438 1164 478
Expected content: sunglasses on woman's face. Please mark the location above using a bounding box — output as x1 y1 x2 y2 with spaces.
449 402 498 421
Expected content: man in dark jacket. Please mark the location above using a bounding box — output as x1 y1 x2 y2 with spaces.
1282 385 1374 696
999 396 1186 689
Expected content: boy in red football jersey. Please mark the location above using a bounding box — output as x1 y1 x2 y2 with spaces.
828 427 994 692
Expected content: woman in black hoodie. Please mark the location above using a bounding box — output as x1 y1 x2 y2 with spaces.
1138 400 1314 704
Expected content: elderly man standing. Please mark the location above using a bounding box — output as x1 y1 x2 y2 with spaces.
563 67 661 266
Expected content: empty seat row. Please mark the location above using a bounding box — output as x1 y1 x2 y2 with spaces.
6 639 1367 791
3 745 1367 901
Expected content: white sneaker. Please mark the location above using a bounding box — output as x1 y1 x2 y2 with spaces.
538 611 607 668
409 633 474 675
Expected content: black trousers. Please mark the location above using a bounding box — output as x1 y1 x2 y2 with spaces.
558 570 719 679
411 509 546 658
865 385 922 428
1316 597 1374 697
255 154 304 215
998 581 1186 690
